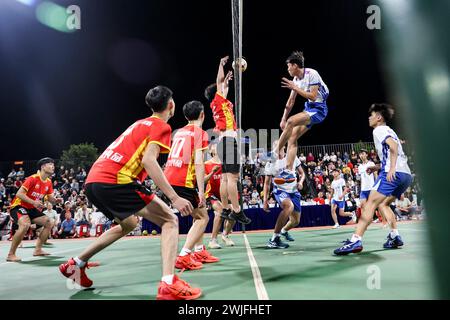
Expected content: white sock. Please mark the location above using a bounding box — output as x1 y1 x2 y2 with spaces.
74 256 86 268
195 245 204 252
281 228 287 234
179 248 191 256
390 229 399 237
271 233 280 241
334 223 340 226
351 234 362 242
161 274 174 285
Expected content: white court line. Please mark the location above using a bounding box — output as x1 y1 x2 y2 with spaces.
243 234 269 300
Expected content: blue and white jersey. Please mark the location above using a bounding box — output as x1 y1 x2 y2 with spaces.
293 68 329 103
358 161 376 192
265 156 301 193
373 125 411 174
331 178 346 201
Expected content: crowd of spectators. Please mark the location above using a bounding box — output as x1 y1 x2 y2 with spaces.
0 143 425 240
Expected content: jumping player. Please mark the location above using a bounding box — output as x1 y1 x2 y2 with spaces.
334 103 412 255
204 144 236 249
275 51 329 184
263 141 305 248
204 56 251 225
164 100 219 271
59 86 201 300
6 158 62 262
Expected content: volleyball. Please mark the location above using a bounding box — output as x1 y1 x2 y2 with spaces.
151 230 158 235
142 230 148 236
232 57 247 72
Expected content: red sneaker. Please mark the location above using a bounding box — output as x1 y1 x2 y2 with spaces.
59 258 93 288
175 254 203 270
156 275 202 300
192 247 220 263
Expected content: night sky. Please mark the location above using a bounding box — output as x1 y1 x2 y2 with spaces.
0 0 393 161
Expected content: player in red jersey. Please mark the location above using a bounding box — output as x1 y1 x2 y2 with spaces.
205 144 236 249
165 100 219 270
58 86 201 300
7 158 62 262
204 56 251 225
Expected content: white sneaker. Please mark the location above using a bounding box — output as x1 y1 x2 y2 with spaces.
221 234 235 246
332 224 340 229
208 239 222 249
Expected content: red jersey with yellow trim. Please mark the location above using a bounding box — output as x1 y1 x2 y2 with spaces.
210 92 237 132
204 159 222 198
10 173 54 210
164 124 209 188
86 116 171 185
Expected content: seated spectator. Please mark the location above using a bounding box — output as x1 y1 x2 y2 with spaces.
43 202 59 238
322 153 330 163
60 201 74 222
70 178 80 193
75 202 92 227
394 194 415 220
306 152 315 166
58 211 76 239
330 152 337 163
268 197 276 208
350 150 358 165
336 151 342 161
16 167 25 180
7 169 17 180
343 152 350 163
313 191 326 205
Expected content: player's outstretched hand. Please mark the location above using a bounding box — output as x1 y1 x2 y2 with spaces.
220 56 229 66
172 196 193 216
281 77 296 90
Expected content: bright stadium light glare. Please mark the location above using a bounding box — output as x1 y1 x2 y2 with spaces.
15 0 36 6
35 1 74 33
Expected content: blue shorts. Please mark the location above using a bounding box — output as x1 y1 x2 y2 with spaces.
331 199 345 209
304 101 328 129
273 189 301 212
373 172 412 199
360 190 371 200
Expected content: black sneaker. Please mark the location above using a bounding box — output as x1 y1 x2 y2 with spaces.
267 236 289 249
220 209 232 220
229 211 252 225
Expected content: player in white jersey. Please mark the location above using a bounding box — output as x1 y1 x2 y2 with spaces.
330 169 356 229
275 51 329 185
335 104 412 255
357 149 377 208
263 141 305 248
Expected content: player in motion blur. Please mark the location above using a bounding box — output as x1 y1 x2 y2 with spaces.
204 56 251 225
275 51 329 185
7 158 61 262
334 103 412 255
59 86 201 300
164 100 220 271
329 169 356 229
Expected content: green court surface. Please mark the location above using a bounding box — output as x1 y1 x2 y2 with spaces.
0 221 436 300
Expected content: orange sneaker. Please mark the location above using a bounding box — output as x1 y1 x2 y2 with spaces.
175 253 203 270
192 247 220 263
59 258 93 288
156 275 202 300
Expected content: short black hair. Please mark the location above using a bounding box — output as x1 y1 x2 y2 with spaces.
37 157 54 170
145 85 173 112
368 103 395 122
359 149 368 154
286 51 304 68
204 83 217 102
183 100 204 121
